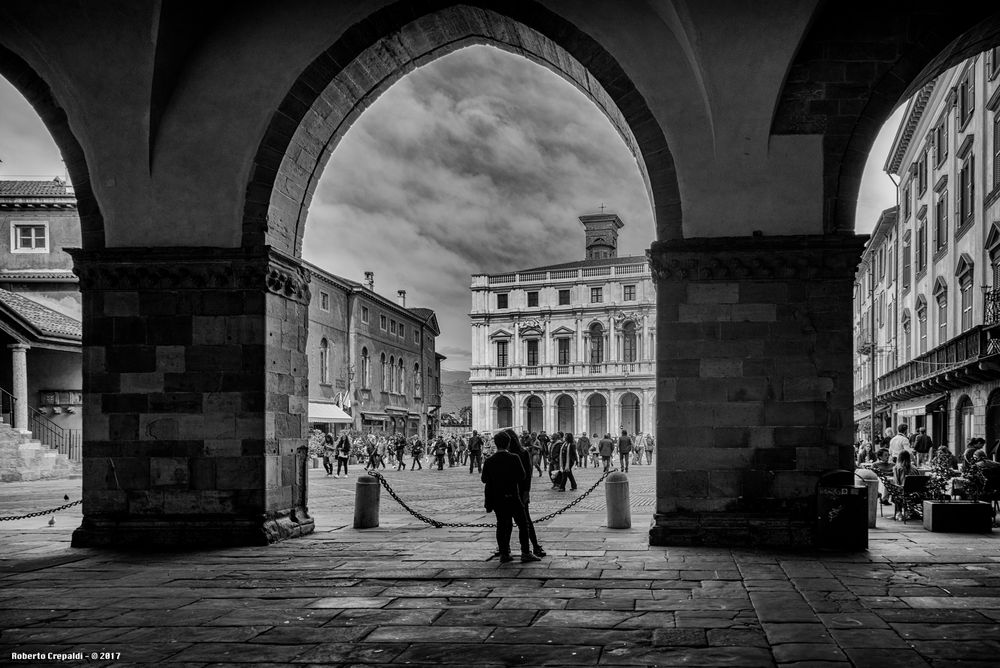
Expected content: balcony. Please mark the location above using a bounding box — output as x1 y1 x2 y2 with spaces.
478 262 650 287
477 361 654 382
877 325 1000 402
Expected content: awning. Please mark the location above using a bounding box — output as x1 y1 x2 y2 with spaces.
894 394 948 417
384 405 409 415
854 406 889 422
308 402 353 423
362 412 389 421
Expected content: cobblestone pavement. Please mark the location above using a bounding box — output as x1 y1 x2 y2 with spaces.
2 461 1000 666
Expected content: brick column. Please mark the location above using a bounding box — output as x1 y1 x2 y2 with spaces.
69 247 314 548
647 234 864 547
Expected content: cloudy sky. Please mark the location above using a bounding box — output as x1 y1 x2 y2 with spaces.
0 44 902 372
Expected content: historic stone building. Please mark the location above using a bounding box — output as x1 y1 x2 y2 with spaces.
0 179 82 476
470 213 655 438
306 265 442 440
855 46 1000 451
5 4 1000 547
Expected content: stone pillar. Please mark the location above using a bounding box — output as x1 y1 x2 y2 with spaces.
69 247 314 548
647 234 863 548
9 343 29 432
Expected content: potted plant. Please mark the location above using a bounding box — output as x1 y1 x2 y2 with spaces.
922 454 993 533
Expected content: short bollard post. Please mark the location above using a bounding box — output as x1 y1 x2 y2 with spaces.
353 475 380 529
605 472 631 529
855 468 879 528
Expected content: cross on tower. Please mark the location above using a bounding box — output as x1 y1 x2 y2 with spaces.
599 203 606 213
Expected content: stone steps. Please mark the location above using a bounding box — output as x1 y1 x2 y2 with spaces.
0 420 81 482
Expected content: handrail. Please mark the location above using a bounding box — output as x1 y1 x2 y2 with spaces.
0 386 16 429
27 406 83 462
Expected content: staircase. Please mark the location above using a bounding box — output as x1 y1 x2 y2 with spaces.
0 420 80 482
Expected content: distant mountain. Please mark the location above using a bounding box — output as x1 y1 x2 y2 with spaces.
439 369 471 414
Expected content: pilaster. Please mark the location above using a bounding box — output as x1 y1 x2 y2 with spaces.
647 234 864 548
69 246 314 548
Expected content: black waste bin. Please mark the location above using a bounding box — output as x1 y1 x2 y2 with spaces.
816 469 868 550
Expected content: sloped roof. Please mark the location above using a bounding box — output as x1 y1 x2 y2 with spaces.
0 288 82 344
409 307 440 336
0 179 72 197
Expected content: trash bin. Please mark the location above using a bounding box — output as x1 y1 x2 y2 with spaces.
816 469 868 550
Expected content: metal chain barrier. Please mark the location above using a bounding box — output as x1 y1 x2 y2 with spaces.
0 498 81 522
364 467 618 528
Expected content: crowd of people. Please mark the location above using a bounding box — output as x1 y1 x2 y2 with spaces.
855 423 1000 520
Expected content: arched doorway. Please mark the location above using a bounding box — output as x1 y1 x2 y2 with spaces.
525 395 543 434
556 394 574 434
987 390 1000 453
620 392 640 435
955 395 974 450
587 393 607 437
495 396 513 430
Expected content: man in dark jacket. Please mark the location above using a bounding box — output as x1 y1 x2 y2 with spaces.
506 429 545 558
481 429 541 563
468 430 484 474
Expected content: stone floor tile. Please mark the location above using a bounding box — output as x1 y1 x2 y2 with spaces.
890 622 1000 640
294 642 408 665
599 645 775 666
651 628 708 647
383 596 498 609
493 597 569 610
762 623 833 645
907 640 1000 661
486 626 652 646
166 641 309 663
707 628 768 647
614 611 676 629
533 610 640 627
395 642 602 665
771 643 848 663
902 596 1000 608
840 648 932 668
815 612 889 629
750 592 815 622
827 629 908 648
309 596 387 609
564 597 636 610
362 625 492 643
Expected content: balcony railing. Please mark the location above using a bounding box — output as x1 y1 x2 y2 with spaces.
494 367 509 377
525 366 539 376
877 325 988 399
985 287 1000 327
479 361 654 381
480 263 650 286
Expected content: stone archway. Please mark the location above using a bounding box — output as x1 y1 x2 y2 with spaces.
525 395 543 434
555 394 574 435
587 393 607 437
620 392 640 436
494 395 513 430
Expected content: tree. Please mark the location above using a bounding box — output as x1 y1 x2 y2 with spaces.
458 405 472 424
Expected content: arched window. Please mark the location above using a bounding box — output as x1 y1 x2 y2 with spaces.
319 338 330 384
388 356 395 393
589 323 604 365
381 353 387 391
398 358 405 395
360 347 370 389
414 363 421 397
956 395 974 449
622 321 637 364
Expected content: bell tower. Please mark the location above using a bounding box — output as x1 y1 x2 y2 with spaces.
580 212 624 260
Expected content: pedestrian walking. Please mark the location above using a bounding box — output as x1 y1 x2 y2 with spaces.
334 431 351 478
433 437 447 470
468 430 484 473
322 431 335 476
395 436 407 471
481 429 540 563
554 432 578 492
643 432 654 465
912 427 933 467
577 432 591 465
598 433 614 472
410 438 424 470
617 430 633 473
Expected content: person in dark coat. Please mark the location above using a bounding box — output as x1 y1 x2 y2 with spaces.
468 430 484 474
481 429 541 563
506 429 545 558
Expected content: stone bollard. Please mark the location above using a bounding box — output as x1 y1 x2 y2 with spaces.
855 468 879 528
605 472 631 529
353 475 380 529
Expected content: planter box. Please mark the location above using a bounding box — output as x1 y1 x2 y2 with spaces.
922 500 993 533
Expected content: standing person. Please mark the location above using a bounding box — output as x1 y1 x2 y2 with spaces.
577 432 591 466
447 436 456 467
888 424 910 463
334 431 351 478
395 436 407 471
528 432 543 477
912 427 933 467
505 428 546 558
481 430 540 563
643 432 654 465
537 431 551 471
433 437 448 470
458 436 468 466
588 439 599 468
322 431 335 476
555 432 578 492
598 433 615 472
410 437 424 470
617 430 633 473
892 450 918 520
468 430 484 474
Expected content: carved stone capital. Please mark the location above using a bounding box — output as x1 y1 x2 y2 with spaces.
67 246 311 304
646 234 866 283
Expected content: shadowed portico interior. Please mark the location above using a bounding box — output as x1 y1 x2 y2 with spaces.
2 1 1000 548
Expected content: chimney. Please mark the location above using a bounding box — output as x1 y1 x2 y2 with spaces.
397 290 406 307
364 271 374 291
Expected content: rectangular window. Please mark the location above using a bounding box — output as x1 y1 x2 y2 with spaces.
623 285 636 301
558 289 570 305
937 295 948 343
917 151 928 195
916 218 927 271
935 117 948 166
959 68 975 127
496 293 508 309
991 47 1000 79
902 180 911 219
934 190 948 251
362 306 369 323
379 314 387 330
527 291 538 307
961 277 973 331
398 324 404 338
557 338 570 365
414 330 420 344
496 340 508 368
11 223 48 252
590 287 602 303
918 309 927 354
526 339 538 366
994 114 1000 190
959 154 975 225
390 320 397 335
902 238 911 290
320 291 330 311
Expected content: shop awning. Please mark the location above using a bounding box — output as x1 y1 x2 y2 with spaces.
894 394 948 417
854 406 889 422
308 402 353 423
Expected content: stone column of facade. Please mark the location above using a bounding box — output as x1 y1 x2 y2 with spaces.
69 247 314 548
647 234 863 548
9 343 29 432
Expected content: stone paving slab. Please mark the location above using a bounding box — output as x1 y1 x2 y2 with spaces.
3 468 1000 665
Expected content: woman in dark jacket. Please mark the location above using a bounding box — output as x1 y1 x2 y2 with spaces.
505 429 545 558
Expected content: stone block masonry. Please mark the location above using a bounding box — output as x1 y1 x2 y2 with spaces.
647 234 865 547
68 247 314 548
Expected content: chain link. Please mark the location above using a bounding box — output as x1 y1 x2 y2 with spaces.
0 499 82 522
364 467 618 528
